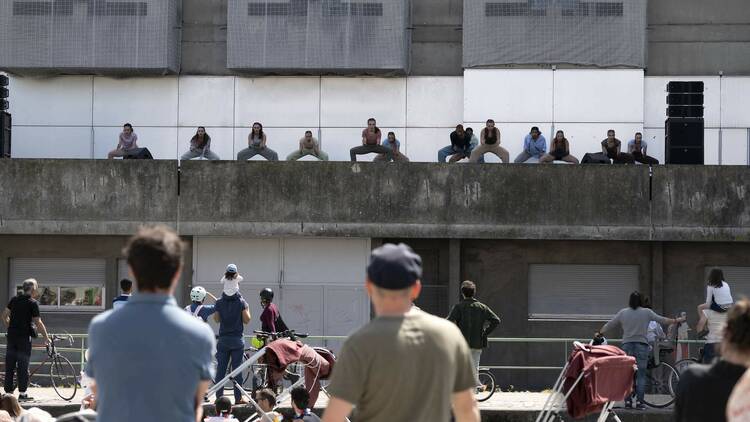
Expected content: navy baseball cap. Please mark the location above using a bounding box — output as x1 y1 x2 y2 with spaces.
367 243 422 290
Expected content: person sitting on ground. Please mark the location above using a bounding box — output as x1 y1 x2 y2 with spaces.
600 129 634 164
255 388 282 422
222 264 243 297
438 124 473 163
259 288 287 334
350 118 393 162
204 396 238 421
107 123 139 159
699 268 734 315
675 299 750 422
540 130 579 164
514 126 547 163
375 132 409 162
291 386 321 421
470 119 510 163
627 132 658 165
185 286 218 323
112 278 132 310
597 291 684 410
182 127 220 161
287 131 329 161
237 122 279 161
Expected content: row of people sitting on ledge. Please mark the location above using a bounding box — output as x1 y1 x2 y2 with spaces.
107 119 659 165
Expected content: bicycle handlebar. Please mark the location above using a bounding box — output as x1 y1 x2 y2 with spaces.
252 330 309 340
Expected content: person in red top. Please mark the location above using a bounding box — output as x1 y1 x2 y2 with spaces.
259 288 287 333
349 118 394 162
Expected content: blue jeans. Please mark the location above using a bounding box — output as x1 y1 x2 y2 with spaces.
621 342 649 403
438 145 472 162
703 343 720 363
215 336 245 401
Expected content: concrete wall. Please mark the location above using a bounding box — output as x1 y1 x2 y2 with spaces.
2 160 750 241
647 0 750 75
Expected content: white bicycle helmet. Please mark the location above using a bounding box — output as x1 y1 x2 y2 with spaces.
190 286 207 302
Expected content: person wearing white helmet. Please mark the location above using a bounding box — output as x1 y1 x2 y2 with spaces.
185 286 218 322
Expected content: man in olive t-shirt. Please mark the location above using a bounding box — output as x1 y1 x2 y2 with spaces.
322 243 479 422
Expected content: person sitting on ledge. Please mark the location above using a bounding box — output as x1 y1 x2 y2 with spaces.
438 124 473 163
237 122 278 161
181 126 220 161
470 119 509 163
628 132 659 165
287 131 328 161
601 129 634 164
540 130 579 164
514 126 547 163
375 132 409 162
350 118 393 162
107 123 139 159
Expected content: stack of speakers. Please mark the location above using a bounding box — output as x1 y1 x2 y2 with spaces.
665 81 704 164
0 74 9 158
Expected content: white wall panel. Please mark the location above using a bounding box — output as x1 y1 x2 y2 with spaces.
554 70 644 123
406 77 463 127
279 286 325 338
235 77 320 128
194 237 280 283
9 76 93 126
642 128 666 164
11 127 92 158
644 77 720 128
320 78 406 127
232 127 302 161
283 238 368 284
404 128 453 162
705 129 720 165
92 77 178 127
721 78 750 128
464 69 553 123
178 77 235 127
558 124 643 162
324 286 369 350
721 129 749 165
177 127 234 161
93 126 178 160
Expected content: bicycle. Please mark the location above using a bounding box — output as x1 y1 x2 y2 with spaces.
640 338 680 408
238 330 309 392
475 367 496 402
0 334 78 401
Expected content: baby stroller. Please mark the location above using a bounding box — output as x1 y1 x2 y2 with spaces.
537 342 637 422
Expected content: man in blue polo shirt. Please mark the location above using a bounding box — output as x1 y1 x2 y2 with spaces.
86 226 215 422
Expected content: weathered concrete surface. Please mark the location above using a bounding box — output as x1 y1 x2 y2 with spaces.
2 160 750 241
0 159 178 234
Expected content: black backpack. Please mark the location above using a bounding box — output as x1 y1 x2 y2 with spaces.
581 152 611 164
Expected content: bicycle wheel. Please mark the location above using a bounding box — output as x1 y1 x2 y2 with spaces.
674 358 700 375
475 370 496 403
50 355 78 401
641 362 679 408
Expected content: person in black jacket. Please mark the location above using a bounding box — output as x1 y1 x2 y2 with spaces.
2 279 50 401
438 125 473 163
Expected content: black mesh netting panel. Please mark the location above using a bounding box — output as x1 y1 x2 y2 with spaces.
227 0 410 73
464 0 647 68
0 0 180 74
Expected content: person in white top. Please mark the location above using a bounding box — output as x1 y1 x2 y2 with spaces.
204 396 238 422
699 269 734 318
222 264 244 296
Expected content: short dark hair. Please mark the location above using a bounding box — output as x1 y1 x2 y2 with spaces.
530 126 540 133
466 127 474 134
486 119 495 124
708 268 724 288
305 130 312 135
607 129 615 135
256 388 276 406
455 124 464 131
628 291 643 309
461 280 476 298
123 123 133 130
214 396 232 416
123 226 184 292
120 278 133 292
635 132 642 137
725 299 750 352
290 386 310 410
387 131 395 137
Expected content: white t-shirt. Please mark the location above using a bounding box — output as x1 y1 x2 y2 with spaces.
728 368 750 422
646 320 666 345
221 275 243 296
706 281 733 306
204 416 239 422
702 309 728 344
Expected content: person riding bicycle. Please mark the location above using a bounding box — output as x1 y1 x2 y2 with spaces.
259 288 288 334
597 291 684 410
185 286 218 322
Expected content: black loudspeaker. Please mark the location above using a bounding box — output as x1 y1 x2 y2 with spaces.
667 105 704 118
123 147 153 159
666 119 704 164
0 112 10 158
667 81 704 93
667 93 704 105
